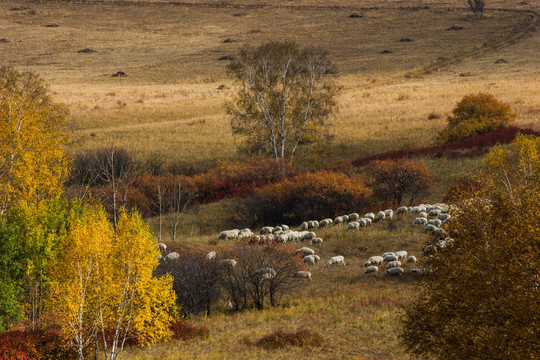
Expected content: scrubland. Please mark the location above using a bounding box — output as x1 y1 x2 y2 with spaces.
1 0 539 358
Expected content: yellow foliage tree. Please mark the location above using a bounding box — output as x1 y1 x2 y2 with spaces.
0 66 70 214
401 135 540 360
49 207 176 360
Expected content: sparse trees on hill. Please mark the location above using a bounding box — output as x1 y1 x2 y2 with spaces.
227 41 338 170
0 66 70 214
467 0 485 19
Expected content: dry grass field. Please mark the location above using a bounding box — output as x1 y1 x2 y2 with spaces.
2 0 540 358
1 0 539 166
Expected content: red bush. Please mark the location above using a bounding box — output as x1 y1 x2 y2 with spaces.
255 329 323 349
0 329 74 360
169 320 209 341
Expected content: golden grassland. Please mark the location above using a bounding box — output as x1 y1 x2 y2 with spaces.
126 213 428 359
1 0 539 166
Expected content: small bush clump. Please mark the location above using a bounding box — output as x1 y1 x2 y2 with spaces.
0 329 75 360
255 329 323 349
169 320 210 341
435 93 516 145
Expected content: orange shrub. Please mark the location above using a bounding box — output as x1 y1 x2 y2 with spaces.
169 320 210 341
244 170 372 225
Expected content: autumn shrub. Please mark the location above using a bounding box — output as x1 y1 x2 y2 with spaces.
255 329 323 349
442 173 490 203
434 93 516 145
189 158 290 204
367 159 436 207
243 170 372 225
0 329 75 360
169 320 210 341
155 250 222 316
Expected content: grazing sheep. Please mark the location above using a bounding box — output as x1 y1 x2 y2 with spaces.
327 255 346 267
296 271 312 281
427 219 442 227
348 213 360 221
342 215 350 222
308 220 319 229
300 222 309 231
419 211 428 219
299 247 315 256
221 259 237 268
358 218 368 227
281 225 290 231
406 255 417 264
428 209 441 217
364 266 378 274
386 261 402 269
165 252 180 261
218 229 240 240
347 221 360 231
303 255 316 266
412 217 428 227
395 251 408 260
382 252 396 258
309 237 323 247
157 254 164 262
383 254 398 262
334 216 345 225
384 209 394 220
411 268 429 275
387 267 404 276
438 213 451 221
260 226 273 234
157 242 167 254
364 218 373 226
302 231 316 241
272 226 283 234
276 233 289 243
313 255 321 264
396 206 408 215
319 218 333 227
365 256 384 266
377 211 386 221
423 224 437 233
206 251 216 260
364 213 375 222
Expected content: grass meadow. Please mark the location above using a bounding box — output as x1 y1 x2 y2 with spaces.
2 0 540 358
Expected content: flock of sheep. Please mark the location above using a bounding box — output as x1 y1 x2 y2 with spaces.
208 203 453 282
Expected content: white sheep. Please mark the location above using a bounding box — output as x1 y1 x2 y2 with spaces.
348 213 360 221
157 242 167 254
347 221 360 231
387 267 404 276
364 218 373 226
302 231 316 241
426 219 442 227
281 225 290 231
334 216 345 225
313 255 321 264
364 266 378 274
365 256 384 266
218 229 240 240
395 250 408 261
327 255 346 267
438 213 451 221
358 218 368 227
255 267 277 278
396 206 408 215
300 222 309 231
299 247 315 256
308 220 319 229
165 252 180 261
221 259 237 268
206 251 216 260
428 209 441 217
364 213 375 222
386 260 402 269
383 254 398 262
309 237 323 247
423 224 438 234
406 255 417 264
296 271 312 281
382 252 396 258
319 218 333 227
260 226 273 234
303 255 316 266
272 226 283 234
377 211 386 221
412 217 428 227
384 209 394 220
418 211 428 219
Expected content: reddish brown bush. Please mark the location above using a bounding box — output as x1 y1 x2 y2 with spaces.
0 329 74 360
255 329 323 349
443 173 490 203
243 170 372 225
368 159 436 206
169 320 209 341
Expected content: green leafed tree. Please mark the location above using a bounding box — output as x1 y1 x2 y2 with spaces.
0 66 70 214
226 41 338 169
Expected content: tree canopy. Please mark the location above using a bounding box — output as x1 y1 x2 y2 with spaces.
227 41 338 168
401 134 540 360
0 66 70 213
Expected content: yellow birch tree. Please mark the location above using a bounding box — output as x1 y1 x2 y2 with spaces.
0 66 70 214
